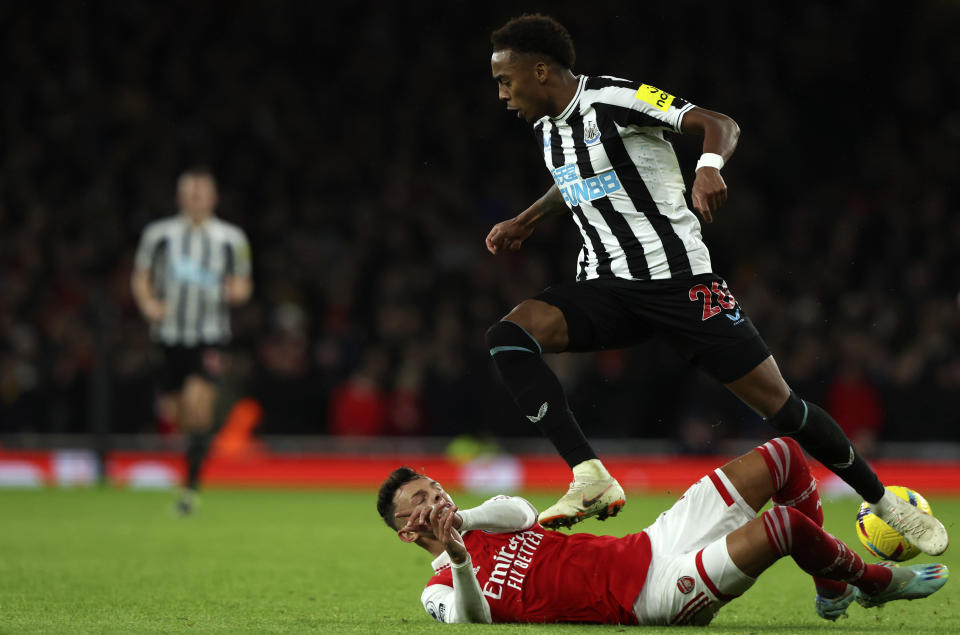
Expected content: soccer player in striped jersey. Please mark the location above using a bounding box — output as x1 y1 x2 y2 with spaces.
483 14 948 557
378 437 948 625
132 167 252 514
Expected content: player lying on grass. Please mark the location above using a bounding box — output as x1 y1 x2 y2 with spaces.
376 437 948 625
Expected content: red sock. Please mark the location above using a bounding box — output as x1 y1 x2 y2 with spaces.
761 506 893 595
755 437 847 595
755 437 822 524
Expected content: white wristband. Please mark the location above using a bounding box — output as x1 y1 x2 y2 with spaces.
696 152 724 171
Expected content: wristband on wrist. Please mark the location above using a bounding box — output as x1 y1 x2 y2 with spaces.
696 152 725 171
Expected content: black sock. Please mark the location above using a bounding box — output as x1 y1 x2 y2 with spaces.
486 321 597 468
185 432 211 491
766 392 885 502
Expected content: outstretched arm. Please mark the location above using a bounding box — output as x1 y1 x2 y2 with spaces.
457 496 537 533
398 496 537 535
680 107 740 223
485 185 567 254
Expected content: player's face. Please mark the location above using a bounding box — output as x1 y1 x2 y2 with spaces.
177 174 218 218
392 476 456 532
491 50 548 122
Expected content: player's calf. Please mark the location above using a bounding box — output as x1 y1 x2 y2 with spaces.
761 506 894 596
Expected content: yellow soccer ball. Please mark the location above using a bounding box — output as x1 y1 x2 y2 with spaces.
856 486 932 561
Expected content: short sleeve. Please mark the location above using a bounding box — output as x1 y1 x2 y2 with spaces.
227 227 252 277
628 83 695 132
586 76 696 133
133 221 166 271
421 582 455 623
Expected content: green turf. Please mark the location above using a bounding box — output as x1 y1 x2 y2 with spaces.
0 488 956 634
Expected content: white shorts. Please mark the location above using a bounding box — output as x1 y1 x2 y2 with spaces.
633 469 758 626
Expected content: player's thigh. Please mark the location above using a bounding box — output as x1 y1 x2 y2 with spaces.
157 345 190 395
644 468 756 562
718 449 775 513
634 537 755 626
531 280 653 353
724 517 778 578
643 274 771 384
180 375 218 430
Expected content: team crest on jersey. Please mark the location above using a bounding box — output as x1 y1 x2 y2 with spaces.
677 576 695 594
583 120 601 145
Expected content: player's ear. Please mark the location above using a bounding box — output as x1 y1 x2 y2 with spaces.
535 61 548 83
398 528 419 544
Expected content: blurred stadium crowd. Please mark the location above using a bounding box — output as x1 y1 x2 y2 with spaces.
1 1 958 449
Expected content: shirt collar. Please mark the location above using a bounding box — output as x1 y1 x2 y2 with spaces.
551 75 586 123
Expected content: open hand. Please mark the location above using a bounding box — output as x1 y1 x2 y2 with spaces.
396 502 460 535
431 503 468 564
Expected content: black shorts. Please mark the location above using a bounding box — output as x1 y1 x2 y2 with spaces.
156 345 225 393
534 274 770 383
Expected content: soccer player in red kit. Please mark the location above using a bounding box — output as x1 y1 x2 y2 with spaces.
377 437 948 625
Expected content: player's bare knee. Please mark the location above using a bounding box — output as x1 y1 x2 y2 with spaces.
764 392 806 434
500 301 567 352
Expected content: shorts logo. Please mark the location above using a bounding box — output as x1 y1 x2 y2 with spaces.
725 308 744 325
583 120 601 145
635 84 675 112
527 402 548 423
677 576 695 594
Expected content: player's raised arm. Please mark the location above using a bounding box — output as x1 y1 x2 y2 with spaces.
457 495 537 533
680 107 740 223
485 185 568 254
421 505 493 624
398 495 536 535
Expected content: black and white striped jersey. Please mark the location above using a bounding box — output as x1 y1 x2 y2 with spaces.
133 214 251 346
535 75 711 281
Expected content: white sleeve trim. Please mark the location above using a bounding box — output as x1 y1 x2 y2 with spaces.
457 496 537 533
420 554 492 624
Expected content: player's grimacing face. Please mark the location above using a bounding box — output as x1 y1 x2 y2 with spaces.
491 50 545 122
393 477 455 528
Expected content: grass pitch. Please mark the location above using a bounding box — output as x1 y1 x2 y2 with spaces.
0 487 956 634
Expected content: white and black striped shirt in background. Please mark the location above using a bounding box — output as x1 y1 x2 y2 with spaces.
535 75 712 282
133 215 251 346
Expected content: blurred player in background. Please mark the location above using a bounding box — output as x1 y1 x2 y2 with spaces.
482 14 948 557
132 167 252 514
377 437 949 625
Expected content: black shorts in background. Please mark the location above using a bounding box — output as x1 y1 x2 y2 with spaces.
534 274 770 384
156 345 225 393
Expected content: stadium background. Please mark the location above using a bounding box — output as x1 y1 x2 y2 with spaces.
1 1 958 487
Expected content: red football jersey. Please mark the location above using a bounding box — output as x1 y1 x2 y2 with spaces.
427 523 652 624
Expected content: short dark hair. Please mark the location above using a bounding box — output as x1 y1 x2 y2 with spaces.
491 14 575 69
377 466 424 530
180 165 216 182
